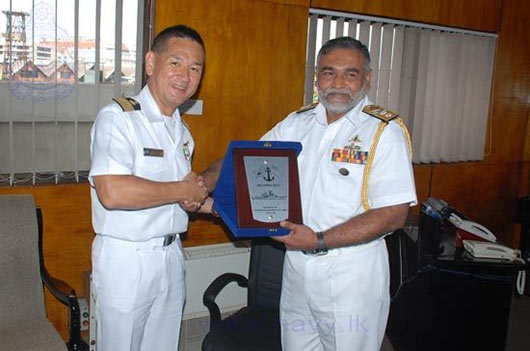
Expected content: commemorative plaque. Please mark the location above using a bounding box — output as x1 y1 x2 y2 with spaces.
213 141 303 237
242 155 289 223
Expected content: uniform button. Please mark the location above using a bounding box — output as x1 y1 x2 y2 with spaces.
339 167 349 176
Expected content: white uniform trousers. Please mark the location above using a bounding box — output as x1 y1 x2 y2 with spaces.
92 234 185 351
280 239 390 351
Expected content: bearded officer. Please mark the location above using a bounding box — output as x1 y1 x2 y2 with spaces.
265 36 417 351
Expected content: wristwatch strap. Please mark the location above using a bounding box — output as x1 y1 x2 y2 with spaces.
302 231 328 256
313 231 328 255
316 231 325 248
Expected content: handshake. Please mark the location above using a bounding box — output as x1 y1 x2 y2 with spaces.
179 171 212 213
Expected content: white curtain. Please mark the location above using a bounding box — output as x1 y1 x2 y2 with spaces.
305 9 496 164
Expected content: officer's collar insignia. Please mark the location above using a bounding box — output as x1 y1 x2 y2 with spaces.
295 102 319 114
183 141 191 161
362 105 399 123
113 96 141 112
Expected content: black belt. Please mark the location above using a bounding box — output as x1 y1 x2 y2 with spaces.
302 249 329 256
163 234 178 246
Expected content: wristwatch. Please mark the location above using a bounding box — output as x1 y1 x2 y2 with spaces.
304 231 328 256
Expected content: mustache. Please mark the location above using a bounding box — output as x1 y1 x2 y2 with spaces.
321 88 355 99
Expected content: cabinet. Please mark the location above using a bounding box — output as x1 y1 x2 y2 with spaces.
386 229 524 351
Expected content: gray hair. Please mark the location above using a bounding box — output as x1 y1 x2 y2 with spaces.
317 37 371 72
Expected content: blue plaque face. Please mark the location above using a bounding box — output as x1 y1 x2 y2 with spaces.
212 141 303 238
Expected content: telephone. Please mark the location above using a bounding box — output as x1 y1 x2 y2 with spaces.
463 240 519 260
447 214 497 245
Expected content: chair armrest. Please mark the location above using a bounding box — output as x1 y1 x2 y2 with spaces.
41 267 74 305
203 273 248 329
37 208 88 351
42 271 88 351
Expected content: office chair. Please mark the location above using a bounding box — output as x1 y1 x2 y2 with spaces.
202 238 285 351
0 194 89 351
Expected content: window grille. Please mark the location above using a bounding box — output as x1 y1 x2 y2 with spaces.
0 0 145 185
305 9 497 164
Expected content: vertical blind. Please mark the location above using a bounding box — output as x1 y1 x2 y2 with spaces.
305 9 497 164
0 0 145 185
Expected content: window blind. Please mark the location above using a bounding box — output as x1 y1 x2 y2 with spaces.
0 0 145 185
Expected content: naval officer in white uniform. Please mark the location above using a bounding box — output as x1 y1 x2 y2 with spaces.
265 37 417 351
89 25 211 351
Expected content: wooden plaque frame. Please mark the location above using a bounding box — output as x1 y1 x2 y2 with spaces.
212 141 303 237
233 148 302 229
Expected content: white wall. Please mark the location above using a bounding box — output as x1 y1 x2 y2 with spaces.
183 244 250 318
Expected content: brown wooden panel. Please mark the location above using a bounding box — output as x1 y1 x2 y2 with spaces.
311 0 439 25
411 164 432 216
437 0 502 32
487 97 529 162
465 163 520 241
429 163 480 215
311 0 501 32
519 107 530 195
524 108 530 163
492 2 530 101
493 60 530 105
429 162 521 244
155 0 310 245
184 216 231 247
490 0 530 247
264 0 308 5
519 162 530 196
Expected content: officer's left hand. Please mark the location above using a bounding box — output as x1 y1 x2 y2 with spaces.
180 200 199 212
272 221 317 251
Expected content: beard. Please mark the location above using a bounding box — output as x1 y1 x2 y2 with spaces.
318 84 368 116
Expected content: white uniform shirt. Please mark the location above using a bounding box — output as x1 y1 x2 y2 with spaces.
262 97 417 234
89 86 194 241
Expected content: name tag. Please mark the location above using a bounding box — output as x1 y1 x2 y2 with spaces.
143 148 164 157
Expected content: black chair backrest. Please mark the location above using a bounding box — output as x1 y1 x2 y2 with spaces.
247 238 286 312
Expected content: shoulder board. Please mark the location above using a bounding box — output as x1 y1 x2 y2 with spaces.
113 96 141 112
295 102 319 114
362 105 399 123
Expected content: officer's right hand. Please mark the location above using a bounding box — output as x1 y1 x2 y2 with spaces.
181 172 208 209
272 221 318 251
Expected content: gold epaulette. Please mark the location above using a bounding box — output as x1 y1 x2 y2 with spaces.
295 102 319 114
362 105 398 123
361 117 413 212
113 96 141 112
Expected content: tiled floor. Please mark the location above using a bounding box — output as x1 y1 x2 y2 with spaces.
506 294 530 351
178 316 210 351
180 294 530 351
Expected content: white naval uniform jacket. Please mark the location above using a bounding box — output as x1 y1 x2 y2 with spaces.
261 96 417 235
89 86 194 241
